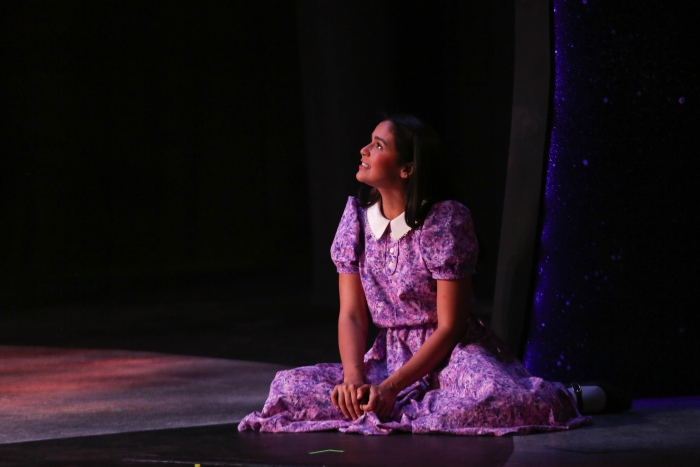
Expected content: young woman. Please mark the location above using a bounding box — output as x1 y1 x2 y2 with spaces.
238 115 592 435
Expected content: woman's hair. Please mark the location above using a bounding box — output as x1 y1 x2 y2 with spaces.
358 114 445 228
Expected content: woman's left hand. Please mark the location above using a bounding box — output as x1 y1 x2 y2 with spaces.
358 382 398 418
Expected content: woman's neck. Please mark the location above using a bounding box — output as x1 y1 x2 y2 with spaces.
378 188 406 220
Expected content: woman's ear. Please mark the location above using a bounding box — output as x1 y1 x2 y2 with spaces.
401 162 414 179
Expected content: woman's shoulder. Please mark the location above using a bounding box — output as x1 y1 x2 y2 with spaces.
341 196 365 218
346 195 361 208
331 196 365 272
418 199 478 279
423 199 472 226
335 196 365 232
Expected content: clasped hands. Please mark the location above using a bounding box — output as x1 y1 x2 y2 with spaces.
331 381 398 420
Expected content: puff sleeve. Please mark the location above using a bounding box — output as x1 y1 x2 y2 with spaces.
419 200 479 280
330 196 364 274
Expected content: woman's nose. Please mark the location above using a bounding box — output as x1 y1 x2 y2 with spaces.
360 143 371 156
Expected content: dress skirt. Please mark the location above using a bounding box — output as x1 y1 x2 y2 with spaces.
238 315 590 435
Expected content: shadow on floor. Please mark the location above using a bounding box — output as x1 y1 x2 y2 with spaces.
0 423 515 467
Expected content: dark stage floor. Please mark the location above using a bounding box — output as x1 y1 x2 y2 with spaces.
1 275 699 466
2 397 699 467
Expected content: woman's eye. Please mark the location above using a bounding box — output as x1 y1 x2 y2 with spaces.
376 143 382 149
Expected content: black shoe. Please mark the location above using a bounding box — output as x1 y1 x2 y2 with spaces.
568 382 584 412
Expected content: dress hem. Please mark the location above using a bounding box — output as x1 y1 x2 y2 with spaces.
237 412 592 436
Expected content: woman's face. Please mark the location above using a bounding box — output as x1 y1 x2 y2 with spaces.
356 120 411 189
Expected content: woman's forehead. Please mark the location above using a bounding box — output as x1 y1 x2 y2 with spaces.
373 121 394 142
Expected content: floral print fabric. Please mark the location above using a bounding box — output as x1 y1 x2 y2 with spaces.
238 197 590 435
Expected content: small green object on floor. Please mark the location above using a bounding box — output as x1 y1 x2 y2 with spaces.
308 449 344 454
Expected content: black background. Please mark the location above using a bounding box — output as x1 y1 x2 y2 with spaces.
1 1 310 305
1 0 513 310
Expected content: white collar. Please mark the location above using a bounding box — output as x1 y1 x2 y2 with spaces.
366 202 412 241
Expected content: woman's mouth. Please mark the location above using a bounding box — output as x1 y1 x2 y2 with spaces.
361 162 371 169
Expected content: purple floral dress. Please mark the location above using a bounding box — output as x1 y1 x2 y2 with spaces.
238 197 590 435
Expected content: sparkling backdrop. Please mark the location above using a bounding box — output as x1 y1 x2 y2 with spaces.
523 0 698 397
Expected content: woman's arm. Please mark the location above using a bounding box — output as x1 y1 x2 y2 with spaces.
360 277 472 417
330 273 369 420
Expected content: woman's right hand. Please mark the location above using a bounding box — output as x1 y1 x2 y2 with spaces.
331 381 370 420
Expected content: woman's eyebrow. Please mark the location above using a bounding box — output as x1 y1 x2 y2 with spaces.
373 135 388 146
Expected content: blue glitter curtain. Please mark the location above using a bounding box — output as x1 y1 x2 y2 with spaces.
523 0 698 397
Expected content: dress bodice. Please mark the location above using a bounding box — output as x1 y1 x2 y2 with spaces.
331 196 479 328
